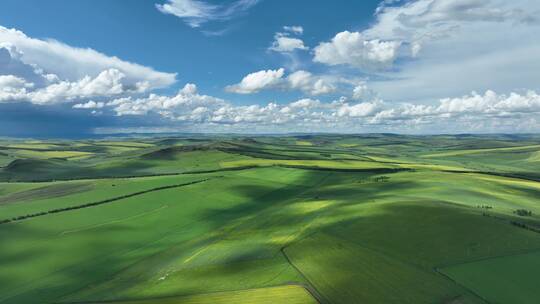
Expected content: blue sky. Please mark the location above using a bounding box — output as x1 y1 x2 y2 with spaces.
1 0 540 136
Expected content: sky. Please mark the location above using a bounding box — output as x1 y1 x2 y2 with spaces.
0 0 540 137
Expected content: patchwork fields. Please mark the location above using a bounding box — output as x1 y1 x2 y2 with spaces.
0 134 539 303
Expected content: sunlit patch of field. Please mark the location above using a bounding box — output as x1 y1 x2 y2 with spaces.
295 141 313 146
398 163 474 172
92 141 155 148
421 144 540 158
5 143 64 150
338 143 359 148
100 145 144 154
220 159 396 170
527 150 540 162
85 285 317 304
288 200 333 214
8 149 94 160
0 153 14 167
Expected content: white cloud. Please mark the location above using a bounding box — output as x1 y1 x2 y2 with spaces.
310 0 540 105
437 90 540 115
269 33 308 53
286 70 336 95
0 69 137 105
365 0 538 43
0 75 33 89
73 100 105 109
3 1 540 135
269 25 308 53
289 98 321 109
355 0 540 102
226 69 338 96
0 26 176 90
92 83 540 133
337 100 383 117
310 79 337 96
369 90 540 125
29 69 126 104
283 25 304 35
0 27 180 106
225 68 285 94
314 31 401 69
0 75 33 101
352 82 373 101
0 45 59 87
109 83 226 117
156 0 260 28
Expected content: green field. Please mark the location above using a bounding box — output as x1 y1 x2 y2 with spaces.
440 251 540 304
1 134 539 303
84 285 318 304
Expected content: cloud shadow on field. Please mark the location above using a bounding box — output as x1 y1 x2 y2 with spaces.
3 163 538 304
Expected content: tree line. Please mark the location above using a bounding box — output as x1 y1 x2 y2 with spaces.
0 178 213 225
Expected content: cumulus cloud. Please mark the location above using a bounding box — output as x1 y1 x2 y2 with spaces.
0 68 140 104
108 83 226 117
286 70 336 95
84 84 540 133
337 99 383 117
314 31 401 69
225 68 285 94
0 45 59 87
31 69 127 104
370 90 540 126
269 25 308 53
438 90 540 115
352 82 374 101
269 34 308 53
0 75 34 101
99 83 376 125
0 27 179 106
73 100 105 109
0 26 176 90
0 75 33 89
156 0 260 28
226 68 338 96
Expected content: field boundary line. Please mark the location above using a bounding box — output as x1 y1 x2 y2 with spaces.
0 178 224 303
442 170 540 183
280 246 326 304
59 204 169 235
434 247 540 270
315 232 491 303
58 171 333 301
434 268 491 304
1 165 255 183
0 178 214 225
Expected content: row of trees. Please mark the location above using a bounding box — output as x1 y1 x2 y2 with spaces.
357 176 391 184
0 178 210 225
511 221 540 233
514 209 533 216
476 205 493 209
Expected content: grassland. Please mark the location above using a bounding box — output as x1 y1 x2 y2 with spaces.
440 251 540 304
0 134 539 304
85 285 317 304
